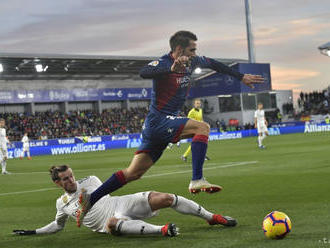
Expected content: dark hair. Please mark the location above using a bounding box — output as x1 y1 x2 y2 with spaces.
169 31 197 51
49 165 69 181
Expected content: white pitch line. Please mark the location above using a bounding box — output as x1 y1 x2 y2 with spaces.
0 187 59 196
9 161 248 176
0 161 258 197
143 161 258 178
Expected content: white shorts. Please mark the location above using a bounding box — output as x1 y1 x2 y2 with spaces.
23 145 30 152
257 124 268 134
0 146 8 158
113 191 158 220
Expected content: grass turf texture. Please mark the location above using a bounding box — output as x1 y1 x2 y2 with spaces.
1 132 329 248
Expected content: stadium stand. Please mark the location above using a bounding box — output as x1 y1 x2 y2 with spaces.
1 107 148 141
297 89 330 116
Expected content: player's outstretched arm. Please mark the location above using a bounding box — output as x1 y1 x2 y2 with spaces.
13 221 65 236
195 57 264 87
139 60 172 79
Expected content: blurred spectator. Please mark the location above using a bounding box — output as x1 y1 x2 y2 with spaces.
0 107 148 141
296 88 330 118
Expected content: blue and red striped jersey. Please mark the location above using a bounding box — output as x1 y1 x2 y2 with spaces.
140 53 244 116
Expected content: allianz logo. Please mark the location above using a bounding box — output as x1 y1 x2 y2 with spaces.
304 123 330 133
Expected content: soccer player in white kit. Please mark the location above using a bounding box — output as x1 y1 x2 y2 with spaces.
0 118 10 174
20 133 31 160
13 165 237 237
254 103 268 149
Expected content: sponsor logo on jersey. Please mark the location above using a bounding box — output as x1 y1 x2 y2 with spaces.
176 76 190 88
166 115 185 120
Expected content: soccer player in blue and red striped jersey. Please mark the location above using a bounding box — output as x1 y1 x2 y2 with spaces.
76 31 264 226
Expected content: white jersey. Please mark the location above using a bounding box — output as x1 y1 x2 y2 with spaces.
0 128 8 155
22 135 29 147
0 128 7 145
254 109 266 125
55 176 117 233
38 176 155 235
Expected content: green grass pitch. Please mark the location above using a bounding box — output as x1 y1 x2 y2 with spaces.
1 132 329 248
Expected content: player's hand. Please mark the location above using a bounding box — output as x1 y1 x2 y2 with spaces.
242 74 264 88
171 56 190 73
13 230 36 235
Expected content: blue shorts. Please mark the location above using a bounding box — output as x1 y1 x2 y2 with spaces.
136 112 189 163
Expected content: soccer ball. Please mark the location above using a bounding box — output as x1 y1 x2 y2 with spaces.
262 211 292 239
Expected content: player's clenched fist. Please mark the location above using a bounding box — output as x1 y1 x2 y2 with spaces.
171 56 190 73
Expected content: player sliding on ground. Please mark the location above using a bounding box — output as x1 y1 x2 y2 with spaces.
254 103 269 149
76 30 264 226
13 165 237 236
181 98 210 162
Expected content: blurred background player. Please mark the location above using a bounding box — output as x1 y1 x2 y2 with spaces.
76 30 264 225
20 132 31 160
181 98 210 162
0 118 10 174
254 103 269 149
13 165 237 237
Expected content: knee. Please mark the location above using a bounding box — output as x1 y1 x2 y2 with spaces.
204 123 210 134
149 192 174 209
124 169 145 181
106 217 119 234
197 122 210 135
162 193 175 207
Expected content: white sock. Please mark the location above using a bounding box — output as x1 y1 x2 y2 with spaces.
261 133 266 142
2 160 6 173
171 195 213 221
258 136 262 146
115 220 162 235
27 151 31 157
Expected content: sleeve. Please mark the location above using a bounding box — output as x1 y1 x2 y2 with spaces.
139 59 172 79
187 109 195 119
35 221 64 234
89 176 103 188
35 200 68 234
254 111 257 118
193 56 244 81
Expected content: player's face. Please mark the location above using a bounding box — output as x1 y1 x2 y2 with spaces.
258 104 263 110
56 168 77 193
194 100 201 109
0 120 5 127
183 40 197 58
